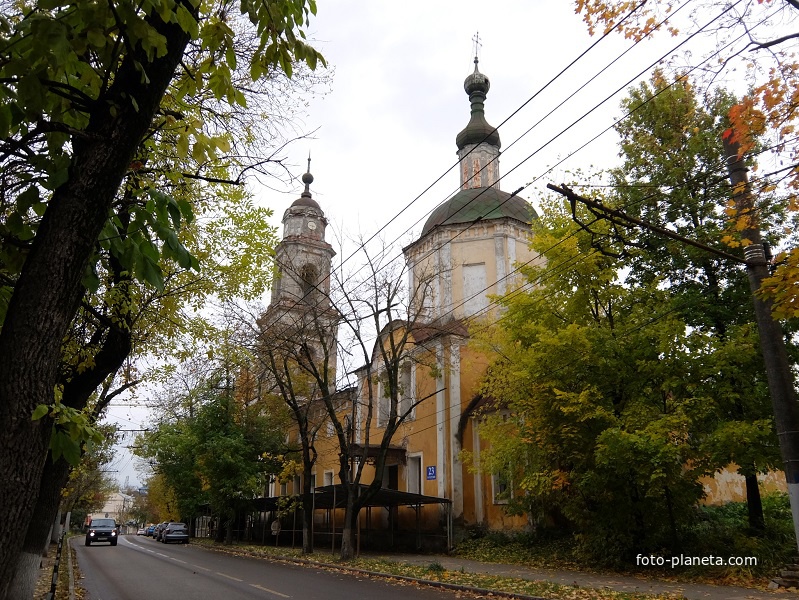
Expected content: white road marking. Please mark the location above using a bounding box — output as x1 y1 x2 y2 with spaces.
192 564 211 571
250 584 290 598
171 558 187 564
216 572 243 582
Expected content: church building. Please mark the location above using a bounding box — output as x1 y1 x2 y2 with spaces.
262 56 542 541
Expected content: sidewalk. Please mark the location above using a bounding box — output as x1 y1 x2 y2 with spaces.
363 552 799 600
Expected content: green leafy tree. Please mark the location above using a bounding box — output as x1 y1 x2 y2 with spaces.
472 201 712 562
0 0 324 595
607 72 785 529
138 338 290 541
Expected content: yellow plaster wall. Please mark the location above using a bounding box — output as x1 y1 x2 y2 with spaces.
280 219 542 536
701 467 786 505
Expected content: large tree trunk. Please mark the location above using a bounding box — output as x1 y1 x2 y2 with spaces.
6 457 71 599
0 10 194 597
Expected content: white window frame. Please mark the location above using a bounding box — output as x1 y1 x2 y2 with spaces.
323 470 334 487
376 361 416 427
406 453 422 495
376 372 389 427
463 262 488 317
399 361 416 421
492 472 512 505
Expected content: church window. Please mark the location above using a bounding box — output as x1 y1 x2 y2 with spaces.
376 374 389 427
399 361 415 420
463 263 488 316
471 157 481 187
492 472 511 504
407 454 422 494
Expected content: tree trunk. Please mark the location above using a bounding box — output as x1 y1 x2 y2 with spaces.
51 509 62 544
302 482 314 554
6 456 70 599
302 491 314 554
339 494 358 560
0 10 193 597
214 518 224 543
663 485 680 553
225 517 234 545
745 472 766 532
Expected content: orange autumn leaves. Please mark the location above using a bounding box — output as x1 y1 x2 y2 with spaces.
576 0 799 318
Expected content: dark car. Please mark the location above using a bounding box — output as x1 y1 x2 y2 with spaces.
85 518 118 546
161 522 189 544
153 521 169 541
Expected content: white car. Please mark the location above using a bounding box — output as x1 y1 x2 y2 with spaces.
136 527 146 535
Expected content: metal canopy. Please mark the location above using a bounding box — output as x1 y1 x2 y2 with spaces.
252 484 451 511
311 484 452 509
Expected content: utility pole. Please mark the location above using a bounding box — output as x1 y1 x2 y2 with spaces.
722 137 799 553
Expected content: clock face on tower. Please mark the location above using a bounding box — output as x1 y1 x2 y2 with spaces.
307 221 317 231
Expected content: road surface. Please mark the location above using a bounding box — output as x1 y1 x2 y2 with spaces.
72 534 462 600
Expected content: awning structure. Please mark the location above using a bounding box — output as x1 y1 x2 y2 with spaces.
310 484 451 509
248 484 453 551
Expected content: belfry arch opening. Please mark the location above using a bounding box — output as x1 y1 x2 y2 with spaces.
299 263 319 299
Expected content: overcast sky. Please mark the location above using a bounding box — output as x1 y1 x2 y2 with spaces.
265 0 680 247
106 0 764 488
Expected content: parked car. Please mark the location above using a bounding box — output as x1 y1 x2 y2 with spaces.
85 518 118 546
161 522 189 544
146 524 156 537
153 521 169 541
136 527 146 535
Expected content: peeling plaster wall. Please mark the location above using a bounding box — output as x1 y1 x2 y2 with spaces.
701 467 787 505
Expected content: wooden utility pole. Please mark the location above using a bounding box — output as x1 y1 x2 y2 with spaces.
723 137 799 553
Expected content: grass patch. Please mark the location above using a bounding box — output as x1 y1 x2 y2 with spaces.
426 560 445 573
453 493 794 586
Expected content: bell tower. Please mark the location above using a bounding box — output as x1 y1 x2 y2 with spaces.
270 159 335 311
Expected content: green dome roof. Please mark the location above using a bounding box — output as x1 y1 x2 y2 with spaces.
456 58 500 150
421 187 536 236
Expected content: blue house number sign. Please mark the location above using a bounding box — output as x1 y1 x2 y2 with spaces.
426 466 436 480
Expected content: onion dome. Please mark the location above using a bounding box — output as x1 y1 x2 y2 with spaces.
456 57 501 150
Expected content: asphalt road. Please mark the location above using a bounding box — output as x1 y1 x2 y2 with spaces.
72 534 462 600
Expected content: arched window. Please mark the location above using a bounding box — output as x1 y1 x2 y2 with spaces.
299 263 319 298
